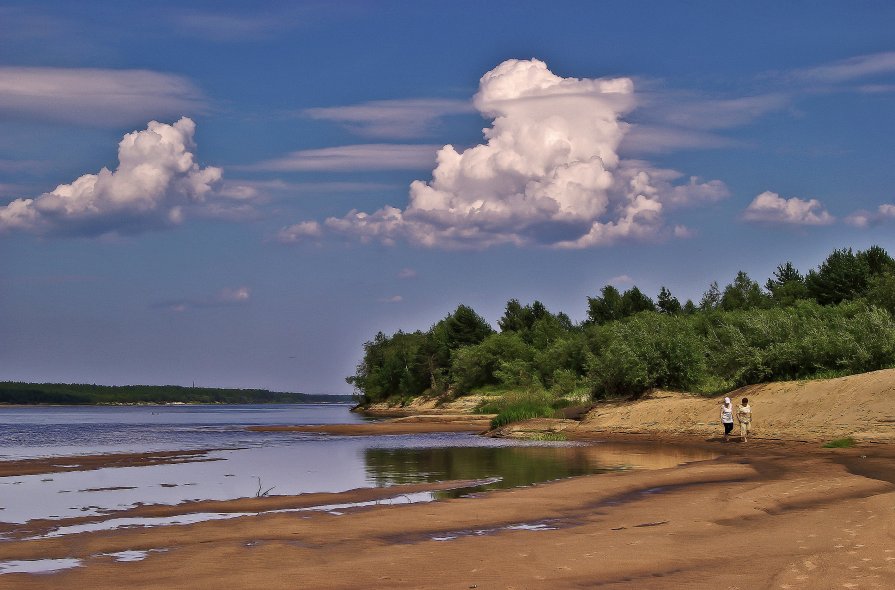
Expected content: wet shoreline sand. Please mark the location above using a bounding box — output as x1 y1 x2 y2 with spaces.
2 430 894 589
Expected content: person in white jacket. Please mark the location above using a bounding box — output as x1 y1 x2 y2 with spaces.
720 397 734 441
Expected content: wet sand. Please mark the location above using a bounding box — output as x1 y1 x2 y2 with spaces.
0 449 221 478
2 435 894 589
247 414 493 436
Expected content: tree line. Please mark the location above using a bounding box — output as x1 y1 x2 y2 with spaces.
0 382 353 405
348 245 895 404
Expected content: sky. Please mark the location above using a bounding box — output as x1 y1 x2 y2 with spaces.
1 1 894 394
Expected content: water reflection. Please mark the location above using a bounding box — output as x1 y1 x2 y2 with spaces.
364 443 717 493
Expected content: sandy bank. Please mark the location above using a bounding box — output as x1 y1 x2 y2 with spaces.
0 449 221 478
568 368 895 443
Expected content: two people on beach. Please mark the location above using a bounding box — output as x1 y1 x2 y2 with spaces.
721 397 752 442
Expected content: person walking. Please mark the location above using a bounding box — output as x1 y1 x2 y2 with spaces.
737 397 752 442
720 397 734 441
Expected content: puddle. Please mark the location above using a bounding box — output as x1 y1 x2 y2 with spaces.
0 558 83 575
101 549 168 562
430 520 558 542
38 512 255 538
31 488 461 539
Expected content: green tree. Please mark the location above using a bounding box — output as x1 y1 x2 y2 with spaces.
586 285 624 324
857 245 895 276
657 286 682 314
866 272 895 315
720 271 767 311
806 248 871 305
620 286 656 316
699 281 721 311
765 262 809 306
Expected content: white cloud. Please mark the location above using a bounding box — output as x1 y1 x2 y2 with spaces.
305 99 473 139
608 274 634 285
795 51 895 83
742 191 835 226
0 67 204 126
378 295 403 303
156 285 251 312
621 90 789 154
0 117 228 236
217 286 251 303
288 59 727 249
844 203 895 228
397 268 417 279
276 221 323 242
250 144 439 172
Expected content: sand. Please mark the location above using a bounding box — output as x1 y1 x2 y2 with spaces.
3 371 895 588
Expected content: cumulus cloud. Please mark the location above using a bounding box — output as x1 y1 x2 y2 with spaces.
0 67 204 126
285 59 727 249
742 191 835 226
844 203 895 228
305 98 473 139
276 221 323 243
250 144 439 172
0 117 233 236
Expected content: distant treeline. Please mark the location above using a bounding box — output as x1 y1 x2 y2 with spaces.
348 245 895 404
0 382 354 405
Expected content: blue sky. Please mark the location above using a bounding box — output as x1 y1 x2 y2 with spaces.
2 1 894 393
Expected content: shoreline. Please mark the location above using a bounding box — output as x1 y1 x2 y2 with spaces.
4 371 895 588
1 436 893 588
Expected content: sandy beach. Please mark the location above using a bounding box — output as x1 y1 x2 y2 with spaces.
2 371 895 588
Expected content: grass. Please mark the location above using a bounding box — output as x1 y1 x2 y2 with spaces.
476 389 556 429
515 432 567 442
822 437 856 448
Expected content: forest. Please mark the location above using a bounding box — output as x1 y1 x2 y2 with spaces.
348 245 895 415
0 382 353 405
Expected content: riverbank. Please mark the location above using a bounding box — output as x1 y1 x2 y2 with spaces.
362 368 895 444
3 371 895 588
1 437 893 589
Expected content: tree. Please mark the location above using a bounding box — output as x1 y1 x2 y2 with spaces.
682 299 697 314
657 286 682 314
620 286 656 316
765 262 809 306
699 281 721 311
720 271 767 311
498 299 527 333
805 248 871 305
587 285 624 324
442 304 494 349
866 271 895 315
857 245 895 277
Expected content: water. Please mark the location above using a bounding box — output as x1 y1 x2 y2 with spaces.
0 404 717 526
0 403 367 458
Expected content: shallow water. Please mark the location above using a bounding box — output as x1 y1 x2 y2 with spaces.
0 405 717 526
